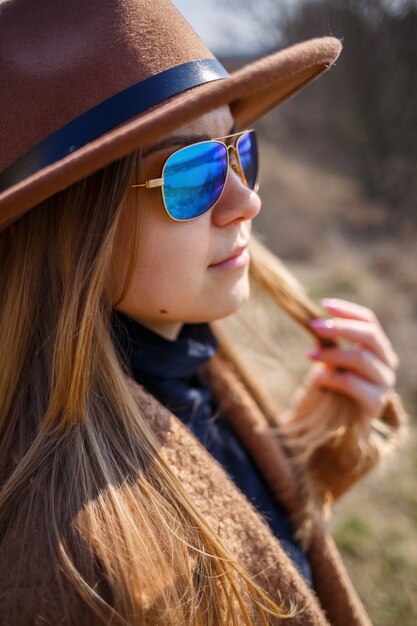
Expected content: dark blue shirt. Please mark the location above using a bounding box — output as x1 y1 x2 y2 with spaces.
112 311 312 586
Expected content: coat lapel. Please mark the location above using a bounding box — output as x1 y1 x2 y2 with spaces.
201 354 373 626
127 376 330 626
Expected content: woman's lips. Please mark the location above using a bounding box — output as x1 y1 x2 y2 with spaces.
208 246 250 270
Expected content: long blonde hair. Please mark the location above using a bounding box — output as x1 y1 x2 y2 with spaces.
0 152 309 624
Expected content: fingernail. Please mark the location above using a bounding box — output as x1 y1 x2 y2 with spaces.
320 298 338 308
310 318 334 330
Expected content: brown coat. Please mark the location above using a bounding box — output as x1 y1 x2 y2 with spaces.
0 352 407 625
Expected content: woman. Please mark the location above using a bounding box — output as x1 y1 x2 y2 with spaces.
0 0 407 624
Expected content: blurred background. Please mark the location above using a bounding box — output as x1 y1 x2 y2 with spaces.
174 1 417 623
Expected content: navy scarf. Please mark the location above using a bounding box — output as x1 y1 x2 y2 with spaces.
111 311 312 585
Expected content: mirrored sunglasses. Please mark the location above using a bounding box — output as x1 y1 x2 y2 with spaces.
130 129 259 221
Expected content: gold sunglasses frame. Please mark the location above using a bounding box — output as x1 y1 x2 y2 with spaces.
130 129 259 222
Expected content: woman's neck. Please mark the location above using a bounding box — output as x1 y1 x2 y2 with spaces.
122 317 184 341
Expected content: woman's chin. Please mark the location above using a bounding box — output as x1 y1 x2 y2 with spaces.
204 281 251 322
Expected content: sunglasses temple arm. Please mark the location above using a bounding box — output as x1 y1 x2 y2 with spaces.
131 177 164 189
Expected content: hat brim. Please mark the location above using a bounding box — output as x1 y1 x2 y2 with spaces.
0 37 341 230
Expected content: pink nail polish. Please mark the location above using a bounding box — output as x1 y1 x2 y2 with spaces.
310 318 334 330
320 298 338 308
306 349 320 359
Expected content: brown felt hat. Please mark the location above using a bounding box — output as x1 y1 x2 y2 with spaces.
0 0 341 231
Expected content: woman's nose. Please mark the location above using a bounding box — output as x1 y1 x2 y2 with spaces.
211 160 261 227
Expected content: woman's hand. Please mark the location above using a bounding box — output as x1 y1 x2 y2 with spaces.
307 298 399 420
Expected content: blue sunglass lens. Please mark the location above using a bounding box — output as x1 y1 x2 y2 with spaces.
237 131 258 190
162 142 228 220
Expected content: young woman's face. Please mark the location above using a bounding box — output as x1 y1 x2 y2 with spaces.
111 106 261 339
